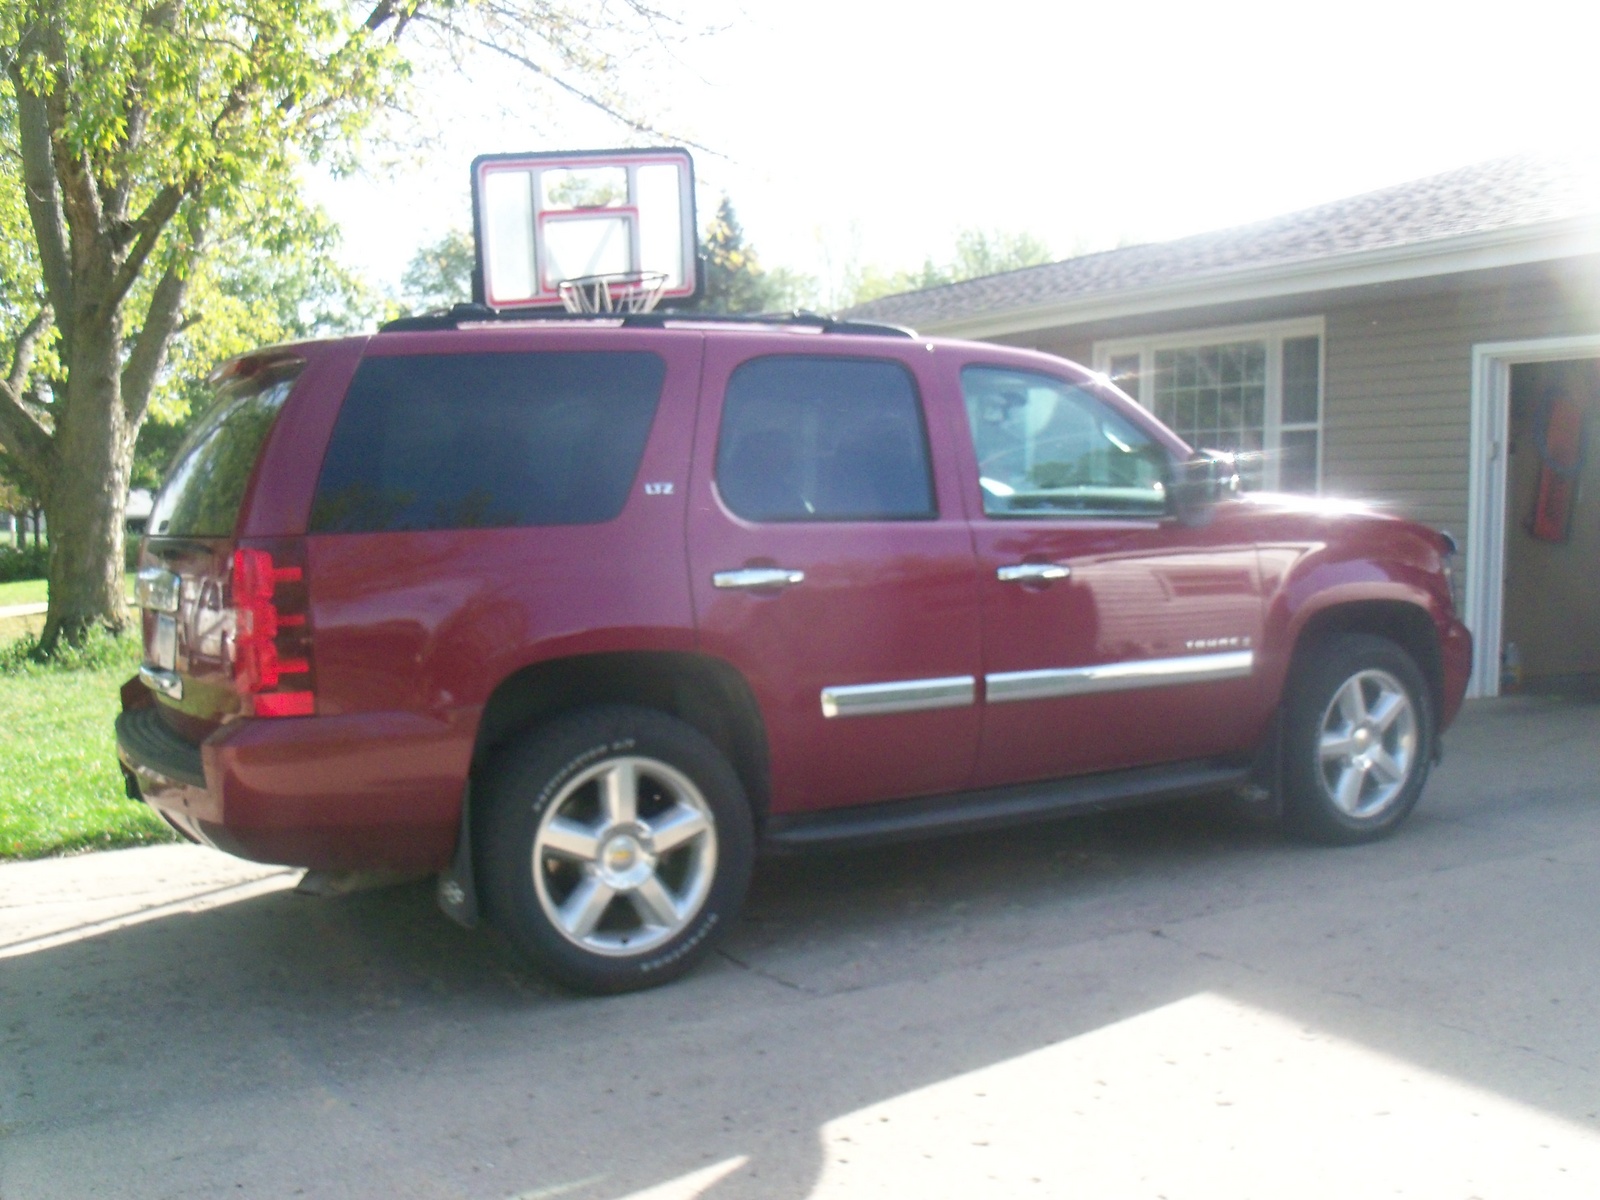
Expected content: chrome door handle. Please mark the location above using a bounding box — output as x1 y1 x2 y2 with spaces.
713 567 806 590
996 563 1071 583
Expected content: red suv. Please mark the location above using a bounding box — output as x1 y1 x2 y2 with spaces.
118 312 1472 992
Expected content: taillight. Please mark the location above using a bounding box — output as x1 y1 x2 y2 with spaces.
230 541 315 717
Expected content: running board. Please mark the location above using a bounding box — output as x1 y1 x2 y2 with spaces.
763 760 1252 851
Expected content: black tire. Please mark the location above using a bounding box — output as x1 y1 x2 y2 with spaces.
477 705 754 993
1281 633 1435 845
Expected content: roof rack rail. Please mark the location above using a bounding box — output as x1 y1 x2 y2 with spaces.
379 303 917 339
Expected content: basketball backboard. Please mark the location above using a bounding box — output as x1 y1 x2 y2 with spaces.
470 147 699 311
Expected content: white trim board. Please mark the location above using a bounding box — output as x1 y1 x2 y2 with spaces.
1465 333 1600 698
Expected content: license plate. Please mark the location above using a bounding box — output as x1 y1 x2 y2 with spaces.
152 613 177 671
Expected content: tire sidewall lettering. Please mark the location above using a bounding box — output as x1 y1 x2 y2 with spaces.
480 705 753 992
535 737 639 810
637 911 719 974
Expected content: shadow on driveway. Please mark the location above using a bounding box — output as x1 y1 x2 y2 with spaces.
2 694 1598 1197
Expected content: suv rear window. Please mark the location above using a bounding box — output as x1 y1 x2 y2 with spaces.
148 360 304 538
310 351 665 532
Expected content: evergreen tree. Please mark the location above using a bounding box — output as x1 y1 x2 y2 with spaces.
700 198 803 314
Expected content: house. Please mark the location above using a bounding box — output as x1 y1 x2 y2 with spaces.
126 489 154 537
848 155 1600 699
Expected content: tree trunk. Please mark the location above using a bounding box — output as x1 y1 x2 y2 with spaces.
40 317 132 647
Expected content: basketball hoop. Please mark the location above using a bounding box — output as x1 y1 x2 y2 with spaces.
558 271 669 315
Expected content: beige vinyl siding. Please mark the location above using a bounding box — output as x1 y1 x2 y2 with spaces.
995 331 1096 367
988 257 1600 595
1323 263 1600 550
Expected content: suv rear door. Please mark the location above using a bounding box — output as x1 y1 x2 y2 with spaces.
687 336 983 814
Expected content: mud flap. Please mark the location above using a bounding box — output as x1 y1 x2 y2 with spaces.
436 780 479 929
1233 708 1285 823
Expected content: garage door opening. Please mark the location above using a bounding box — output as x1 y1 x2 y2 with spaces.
1502 358 1600 694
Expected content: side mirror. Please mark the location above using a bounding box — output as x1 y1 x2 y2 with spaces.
1167 451 1240 527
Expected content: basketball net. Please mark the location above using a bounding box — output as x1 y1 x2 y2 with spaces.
558 271 669 315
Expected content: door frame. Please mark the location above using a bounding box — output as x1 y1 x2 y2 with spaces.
1466 333 1600 697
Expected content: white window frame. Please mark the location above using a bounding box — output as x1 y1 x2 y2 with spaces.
1093 317 1326 492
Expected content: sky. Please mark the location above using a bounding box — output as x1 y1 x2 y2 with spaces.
310 0 1600 305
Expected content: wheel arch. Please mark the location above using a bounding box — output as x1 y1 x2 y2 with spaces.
1288 600 1444 724
470 650 771 829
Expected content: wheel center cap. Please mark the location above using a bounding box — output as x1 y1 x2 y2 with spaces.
598 832 655 889
1353 726 1373 749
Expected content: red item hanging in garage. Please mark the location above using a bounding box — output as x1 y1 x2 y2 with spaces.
1527 388 1587 543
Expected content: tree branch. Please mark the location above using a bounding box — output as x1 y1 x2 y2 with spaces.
110 18 274 306
363 0 421 38
106 2 176 227
0 309 57 489
108 182 188 306
121 247 195 430
422 18 723 158
8 66 74 328
105 99 151 229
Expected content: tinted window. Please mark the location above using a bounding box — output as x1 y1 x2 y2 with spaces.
311 352 665 532
149 361 303 538
963 366 1167 518
716 356 935 522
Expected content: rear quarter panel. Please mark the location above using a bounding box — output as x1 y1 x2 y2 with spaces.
238 337 370 538
301 328 703 729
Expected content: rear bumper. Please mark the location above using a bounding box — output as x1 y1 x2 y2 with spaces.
116 691 468 872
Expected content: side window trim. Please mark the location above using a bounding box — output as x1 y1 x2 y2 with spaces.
308 350 667 533
960 364 1172 522
714 353 939 524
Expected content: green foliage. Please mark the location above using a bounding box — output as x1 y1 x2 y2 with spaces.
4 0 403 185
399 227 476 314
150 211 381 420
0 543 49 582
700 197 810 314
132 211 379 491
845 227 1055 306
0 625 137 675
948 228 1055 279
0 446 44 516
0 0 694 653
547 171 626 209
0 0 410 650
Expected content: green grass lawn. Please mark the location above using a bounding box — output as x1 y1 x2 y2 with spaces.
0 577 49 607
0 573 137 608
0 633 177 859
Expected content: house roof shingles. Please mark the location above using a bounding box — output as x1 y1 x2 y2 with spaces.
846 155 1600 329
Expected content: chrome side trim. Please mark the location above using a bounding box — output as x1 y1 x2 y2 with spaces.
986 650 1254 703
139 664 184 700
821 675 976 719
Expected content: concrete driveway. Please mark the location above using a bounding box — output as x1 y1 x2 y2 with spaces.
3 694 1599 1198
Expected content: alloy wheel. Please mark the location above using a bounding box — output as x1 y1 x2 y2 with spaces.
531 755 718 956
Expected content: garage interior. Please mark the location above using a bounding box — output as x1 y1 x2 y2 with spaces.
1501 357 1600 693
